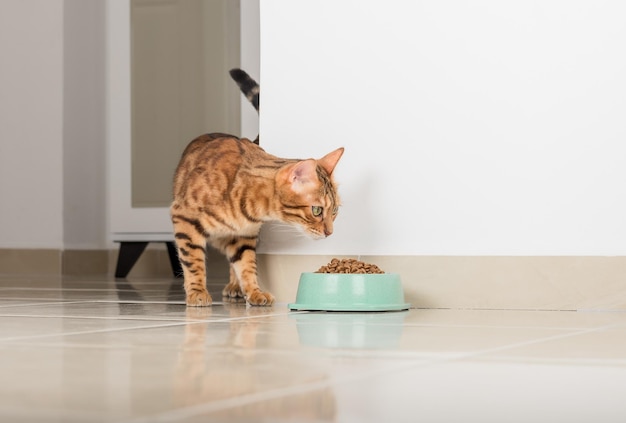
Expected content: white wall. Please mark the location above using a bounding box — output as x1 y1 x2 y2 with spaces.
239 0 260 140
3 0 624 257
259 0 626 256
0 0 107 250
0 1 64 249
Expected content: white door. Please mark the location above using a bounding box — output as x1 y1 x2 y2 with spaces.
106 0 258 242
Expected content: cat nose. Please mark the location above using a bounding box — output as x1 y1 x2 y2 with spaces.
324 228 333 237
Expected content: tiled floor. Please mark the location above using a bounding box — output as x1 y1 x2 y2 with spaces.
1 274 626 423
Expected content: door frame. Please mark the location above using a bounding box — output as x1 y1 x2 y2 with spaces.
105 0 259 243
106 0 169 242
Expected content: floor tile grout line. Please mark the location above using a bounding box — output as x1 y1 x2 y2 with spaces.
578 308 626 313
382 322 622 331
472 354 626 367
0 287 178 292
1 309 622 332
381 322 625 372
0 321 191 343
0 309 309 343
0 300 101 309
0 313 195 322
93 300 186 304
0 297 184 303
458 322 626 360
0 309 304 323
0 405 102 422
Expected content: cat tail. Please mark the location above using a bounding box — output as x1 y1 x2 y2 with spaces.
229 68 259 113
229 68 260 145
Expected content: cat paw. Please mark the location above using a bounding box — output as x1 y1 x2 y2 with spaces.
245 290 275 306
222 282 244 299
186 290 212 307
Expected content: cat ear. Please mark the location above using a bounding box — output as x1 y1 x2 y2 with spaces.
289 159 318 193
318 147 344 175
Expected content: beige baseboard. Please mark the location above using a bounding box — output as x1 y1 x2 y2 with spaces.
257 254 626 311
63 250 109 275
3 248 625 311
0 246 216 278
0 249 111 276
0 247 183 277
0 249 62 275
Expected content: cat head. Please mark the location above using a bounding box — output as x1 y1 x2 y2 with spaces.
276 148 344 239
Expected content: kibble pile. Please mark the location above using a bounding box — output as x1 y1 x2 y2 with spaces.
315 258 385 274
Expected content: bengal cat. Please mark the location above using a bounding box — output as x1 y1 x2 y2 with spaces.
171 69 344 307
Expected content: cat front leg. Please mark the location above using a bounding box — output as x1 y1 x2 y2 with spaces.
171 214 212 306
224 236 274 306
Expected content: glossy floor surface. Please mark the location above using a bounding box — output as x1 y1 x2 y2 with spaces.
1 274 626 422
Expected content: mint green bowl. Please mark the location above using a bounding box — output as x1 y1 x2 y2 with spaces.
288 273 411 312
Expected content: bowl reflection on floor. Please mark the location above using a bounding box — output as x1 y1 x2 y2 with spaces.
290 311 409 349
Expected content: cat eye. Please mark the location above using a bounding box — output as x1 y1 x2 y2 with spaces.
311 206 323 217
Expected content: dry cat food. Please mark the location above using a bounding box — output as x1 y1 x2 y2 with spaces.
315 258 385 274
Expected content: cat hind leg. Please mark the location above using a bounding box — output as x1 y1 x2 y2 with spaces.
223 237 274 306
222 266 245 302
171 215 212 306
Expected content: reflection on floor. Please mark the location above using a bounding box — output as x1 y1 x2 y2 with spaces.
1 274 626 422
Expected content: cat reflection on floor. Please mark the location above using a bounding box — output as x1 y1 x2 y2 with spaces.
172 306 337 420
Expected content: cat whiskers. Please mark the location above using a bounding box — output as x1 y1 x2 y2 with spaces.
267 222 315 240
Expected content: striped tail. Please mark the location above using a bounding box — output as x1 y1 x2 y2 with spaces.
229 68 259 112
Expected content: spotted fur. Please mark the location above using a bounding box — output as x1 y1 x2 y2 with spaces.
171 97 344 307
